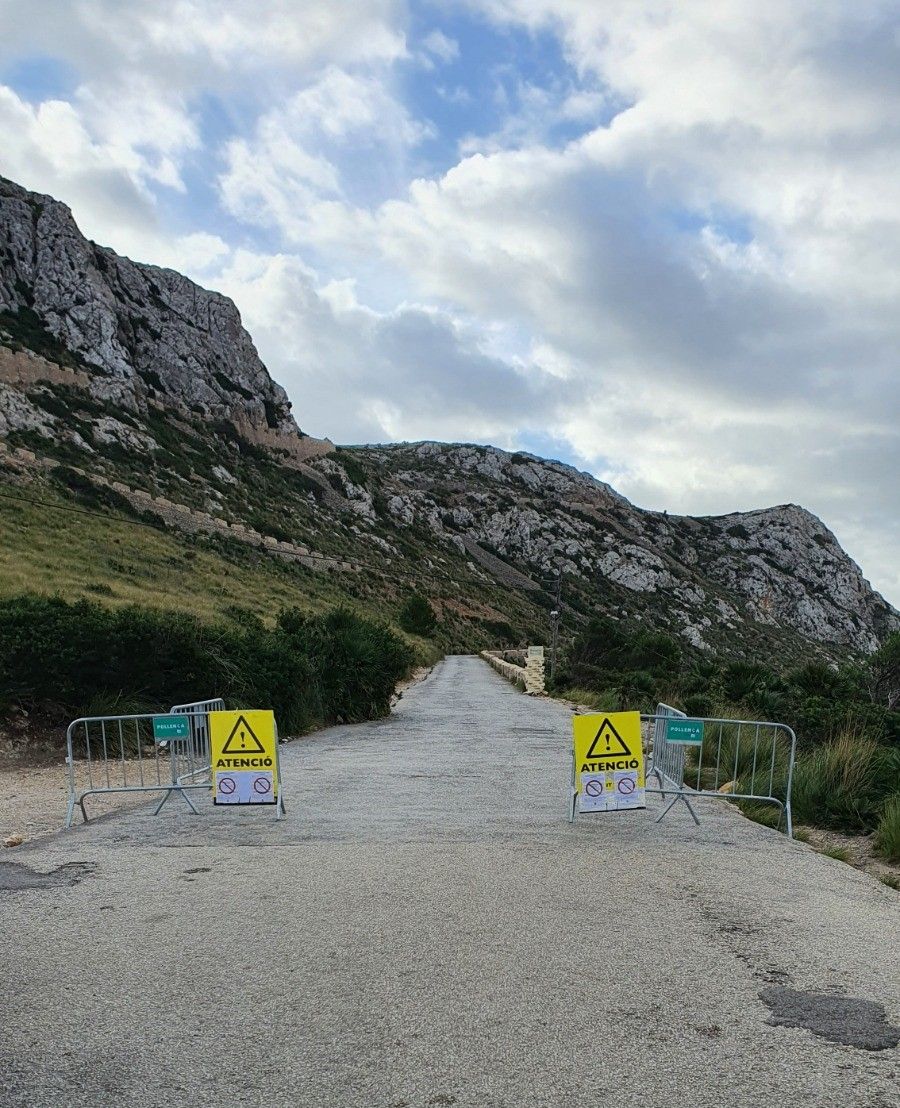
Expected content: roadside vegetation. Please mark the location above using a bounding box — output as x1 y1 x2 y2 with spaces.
553 617 900 863
0 593 415 740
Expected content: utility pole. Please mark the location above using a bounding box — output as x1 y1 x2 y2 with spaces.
549 570 562 684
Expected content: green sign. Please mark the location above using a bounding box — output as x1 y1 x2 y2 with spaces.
152 715 190 742
666 718 705 745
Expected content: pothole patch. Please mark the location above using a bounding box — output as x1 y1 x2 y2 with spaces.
0 861 96 893
760 986 900 1051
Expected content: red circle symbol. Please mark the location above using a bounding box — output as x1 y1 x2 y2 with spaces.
219 777 236 795
585 779 603 797
253 775 272 795
617 777 636 795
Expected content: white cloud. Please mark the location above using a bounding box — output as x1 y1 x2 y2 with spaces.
213 251 553 445
219 66 432 237
421 30 460 65
0 0 897 604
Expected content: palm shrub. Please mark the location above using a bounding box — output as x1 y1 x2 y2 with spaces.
398 593 438 637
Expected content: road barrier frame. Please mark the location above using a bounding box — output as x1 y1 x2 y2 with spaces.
567 703 796 837
643 702 797 837
65 697 224 828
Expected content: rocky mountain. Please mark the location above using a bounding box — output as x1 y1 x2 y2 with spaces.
0 173 896 661
0 175 330 461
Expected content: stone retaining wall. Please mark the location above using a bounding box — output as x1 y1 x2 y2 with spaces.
0 441 355 574
481 648 546 695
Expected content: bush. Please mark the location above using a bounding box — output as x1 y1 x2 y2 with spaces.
398 593 438 637
479 618 517 644
875 795 900 863
691 720 792 797
0 594 414 738
790 733 899 832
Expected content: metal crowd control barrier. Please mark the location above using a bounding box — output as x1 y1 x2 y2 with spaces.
65 697 224 828
170 696 224 785
643 702 797 837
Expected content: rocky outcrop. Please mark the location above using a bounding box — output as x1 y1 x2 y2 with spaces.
345 443 899 655
0 175 331 461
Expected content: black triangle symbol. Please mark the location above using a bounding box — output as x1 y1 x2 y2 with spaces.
221 715 266 755
585 718 631 759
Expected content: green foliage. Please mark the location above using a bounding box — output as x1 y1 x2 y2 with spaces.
558 617 681 690
821 845 852 863
0 594 413 737
875 795 900 863
398 592 438 637
690 722 792 798
556 613 900 836
479 617 517 644
790 734 900 831
334 449 368 488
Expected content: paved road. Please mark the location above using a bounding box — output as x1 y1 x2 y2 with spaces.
1 656 898 1107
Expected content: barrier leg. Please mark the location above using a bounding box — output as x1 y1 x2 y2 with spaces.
178 788 200 816
655 791 700 826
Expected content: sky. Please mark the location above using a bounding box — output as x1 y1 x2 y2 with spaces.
0 0 898 606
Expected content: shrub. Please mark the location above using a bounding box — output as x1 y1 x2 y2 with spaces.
0 594 413 738
398 593 438 636
692 720 791 797
479 618 517 644
790 733 899 832
875 795 900 863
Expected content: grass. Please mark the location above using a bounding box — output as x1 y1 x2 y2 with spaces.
821 845 853 863
0 483 401 631
0 476 544 656
791 731 897 831
689 720 792 798
558 686 620 712
878 874 900 891
875 795 900 863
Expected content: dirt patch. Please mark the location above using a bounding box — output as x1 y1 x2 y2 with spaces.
796 825 900 887
760 986 900 1051
0 758 169 847
391 665 434 708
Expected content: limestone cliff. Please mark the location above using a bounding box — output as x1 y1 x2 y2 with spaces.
0 175 330 460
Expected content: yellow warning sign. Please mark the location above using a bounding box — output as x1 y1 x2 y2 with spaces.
572 711 645 813
209 710 278 805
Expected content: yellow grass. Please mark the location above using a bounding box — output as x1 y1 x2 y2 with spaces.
0 484 378 627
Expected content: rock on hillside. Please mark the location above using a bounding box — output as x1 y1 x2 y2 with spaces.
0 175 329 460
335 443 898 655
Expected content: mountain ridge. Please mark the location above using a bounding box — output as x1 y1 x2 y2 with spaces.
0 173 896 659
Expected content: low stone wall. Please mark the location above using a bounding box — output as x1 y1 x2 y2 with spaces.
0 441 355 574
481 648 546 695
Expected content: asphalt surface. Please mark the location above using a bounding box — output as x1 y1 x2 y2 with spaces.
1 655 898 1108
